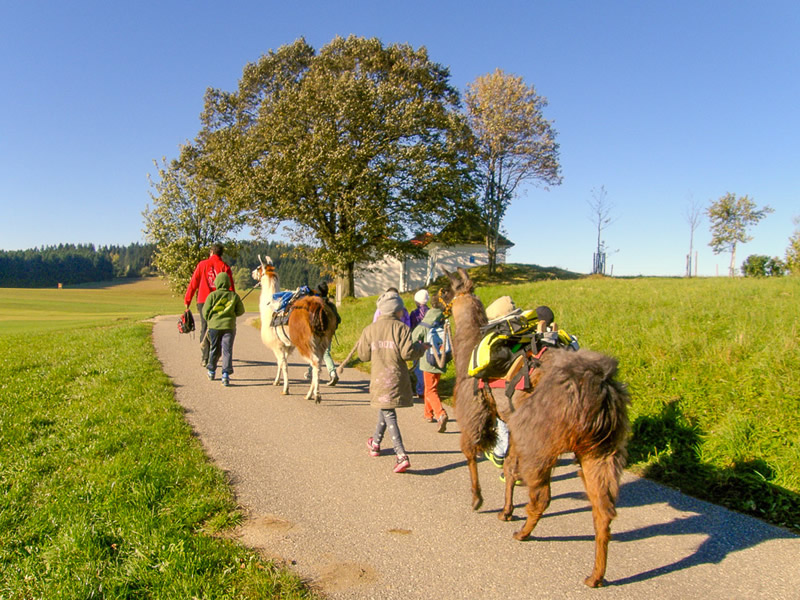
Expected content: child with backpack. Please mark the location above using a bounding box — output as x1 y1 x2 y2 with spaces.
411 306 451 433
358 290 428 473
202 271 245 386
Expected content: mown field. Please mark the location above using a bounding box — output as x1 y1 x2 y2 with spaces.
0 279 312 599
1 272 799 596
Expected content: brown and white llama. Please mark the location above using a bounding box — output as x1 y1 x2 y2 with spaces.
252 255 338 403
440 267 631 588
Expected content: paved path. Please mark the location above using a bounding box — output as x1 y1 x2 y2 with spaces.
153 315 800 599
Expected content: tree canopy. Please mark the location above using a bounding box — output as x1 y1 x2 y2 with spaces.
464 68 561 272
143 154 245 294
195 36 477 299
707 192 773 277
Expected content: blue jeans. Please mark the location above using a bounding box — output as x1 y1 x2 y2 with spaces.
207 329 236 375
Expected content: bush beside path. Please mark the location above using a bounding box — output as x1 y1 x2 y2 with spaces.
153 314 800 599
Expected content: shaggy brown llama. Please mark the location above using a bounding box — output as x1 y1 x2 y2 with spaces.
252 256 338 403
440 267 631 588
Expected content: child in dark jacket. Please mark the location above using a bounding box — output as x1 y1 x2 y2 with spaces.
202 271 245 386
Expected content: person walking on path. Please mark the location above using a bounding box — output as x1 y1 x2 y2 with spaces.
202 271 244 386
411 307 450 433
358 290 428 473
409 289 430 398
184 243 235 368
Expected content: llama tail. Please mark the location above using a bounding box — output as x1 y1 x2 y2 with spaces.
579 351 631 457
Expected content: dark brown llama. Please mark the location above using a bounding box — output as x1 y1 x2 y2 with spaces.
440 267 631 588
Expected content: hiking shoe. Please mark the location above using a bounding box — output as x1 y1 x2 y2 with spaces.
221 373 230 387
500 472 523 486
484 449 504 468
437 413 449 433
207 370 215 381
393 455 410 473
326 372 339 387
366 437 380 457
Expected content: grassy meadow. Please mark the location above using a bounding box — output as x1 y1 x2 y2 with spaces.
0 280 313 599
1 272 799 596
332 270 800 532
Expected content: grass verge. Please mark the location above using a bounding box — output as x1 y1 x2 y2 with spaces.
333 272 800 533
0 322 315 599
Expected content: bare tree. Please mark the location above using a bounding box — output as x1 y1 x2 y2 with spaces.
685 195 702 277
588 186 614 274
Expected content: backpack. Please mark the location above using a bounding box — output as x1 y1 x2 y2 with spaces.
468 308 579 379
178 309 195 334
423 320 451 367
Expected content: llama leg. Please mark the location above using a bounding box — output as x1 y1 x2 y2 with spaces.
513 470 551 540
460 432 483 510
272 354 283 387
579 456 620 588
499 446 518 521
281 352 290 395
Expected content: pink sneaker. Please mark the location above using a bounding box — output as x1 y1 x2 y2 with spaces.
393 455 410 473
366 437 380 457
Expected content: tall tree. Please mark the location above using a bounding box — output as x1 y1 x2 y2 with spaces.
587 185 614 275
685 195 702 277
143 152 245 294
707 192 773 277
464 69 561 273
786 216 800 276
196 36 476 301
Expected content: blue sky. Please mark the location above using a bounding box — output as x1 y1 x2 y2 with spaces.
1 1 798 276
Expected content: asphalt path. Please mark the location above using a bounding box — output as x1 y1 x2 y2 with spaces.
153 314 800 599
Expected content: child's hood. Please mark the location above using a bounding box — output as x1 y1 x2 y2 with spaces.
421 307 443 326
214 271 231 290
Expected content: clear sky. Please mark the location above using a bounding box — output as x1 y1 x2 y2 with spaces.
1 1 798 276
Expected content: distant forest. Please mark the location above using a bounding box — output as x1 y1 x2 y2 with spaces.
0 241 320 289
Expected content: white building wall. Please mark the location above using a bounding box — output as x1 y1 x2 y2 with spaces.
353 243 508 298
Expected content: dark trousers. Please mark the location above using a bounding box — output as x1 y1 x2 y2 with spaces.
207 329 236 375
197 302 210 366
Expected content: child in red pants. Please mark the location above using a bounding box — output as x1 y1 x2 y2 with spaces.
411 307 451 433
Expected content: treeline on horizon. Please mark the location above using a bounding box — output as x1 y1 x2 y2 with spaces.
0 241 320 290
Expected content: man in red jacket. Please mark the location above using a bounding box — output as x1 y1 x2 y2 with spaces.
184 243 235 367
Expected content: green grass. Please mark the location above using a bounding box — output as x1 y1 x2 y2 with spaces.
334 271 800 532
0 278 264 335
0 314 315 597
1 271 798 598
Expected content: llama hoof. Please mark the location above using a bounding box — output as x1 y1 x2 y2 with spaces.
512 530 529 541
584 575 605 588
314 396 321 404
281 390 289 396
471 496 483 511
498 511 512 522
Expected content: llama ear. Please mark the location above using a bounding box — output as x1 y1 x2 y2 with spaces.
457 267 470 283
258 255 265 268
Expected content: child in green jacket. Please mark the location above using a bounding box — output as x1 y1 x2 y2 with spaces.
202 271 245 386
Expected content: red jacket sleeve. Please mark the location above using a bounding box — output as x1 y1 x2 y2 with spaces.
184 261 203 305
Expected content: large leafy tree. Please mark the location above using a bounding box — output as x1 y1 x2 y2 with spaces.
196 36 476 300
464 69 561 273
143 151 245 293
707 192 773 277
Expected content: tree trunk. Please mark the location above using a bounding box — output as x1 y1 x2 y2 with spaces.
335 263 355 304
729 244 737 277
